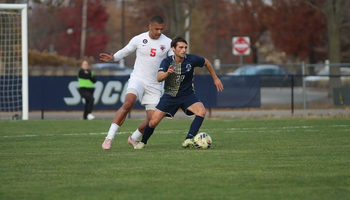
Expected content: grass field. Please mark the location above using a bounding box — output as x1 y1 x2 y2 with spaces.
1 117 350 200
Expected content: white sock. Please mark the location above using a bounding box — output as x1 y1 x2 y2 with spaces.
106 123 119 140
130 129 142 141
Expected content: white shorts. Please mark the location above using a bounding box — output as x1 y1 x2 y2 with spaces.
126 77 162 109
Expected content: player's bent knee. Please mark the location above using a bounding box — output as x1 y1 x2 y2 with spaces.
197 109 206 117
122 100 134 111
192 107 206 117
149 120 159 128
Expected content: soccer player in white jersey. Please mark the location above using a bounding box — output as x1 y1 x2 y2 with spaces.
99 16 173 150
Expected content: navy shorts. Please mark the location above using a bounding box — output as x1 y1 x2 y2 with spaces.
156 93 201 118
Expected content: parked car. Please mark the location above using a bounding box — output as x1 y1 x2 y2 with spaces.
226 65 298 87
304 67 350 86
92 63 132 76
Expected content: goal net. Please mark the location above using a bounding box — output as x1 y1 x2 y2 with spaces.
0 4 28 120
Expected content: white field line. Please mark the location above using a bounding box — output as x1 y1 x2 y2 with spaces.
1 130 188 138
1 125 349 138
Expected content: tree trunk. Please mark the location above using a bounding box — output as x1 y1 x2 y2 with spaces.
325 0 342 96
169 0 186 37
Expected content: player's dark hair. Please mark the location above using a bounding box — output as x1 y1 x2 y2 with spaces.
171 36 187 48
150 15 164 24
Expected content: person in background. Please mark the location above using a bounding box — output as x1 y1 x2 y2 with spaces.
78 60 96 120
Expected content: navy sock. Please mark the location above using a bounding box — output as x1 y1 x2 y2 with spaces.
141 124 155 144
186 115 204 139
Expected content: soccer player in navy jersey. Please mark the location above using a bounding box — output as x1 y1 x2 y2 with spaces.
134 36 224 149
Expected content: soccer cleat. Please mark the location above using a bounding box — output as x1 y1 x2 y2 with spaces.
134 142 146 149
182 139 194 148
87 113 95 120
102 138 113 150
127 136 139 147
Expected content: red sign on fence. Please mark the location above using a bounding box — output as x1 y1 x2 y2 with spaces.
232 37 250 55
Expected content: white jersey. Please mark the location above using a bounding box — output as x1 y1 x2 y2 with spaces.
113 32 173 86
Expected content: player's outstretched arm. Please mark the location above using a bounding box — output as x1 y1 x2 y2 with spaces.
204 58 224 92
99 53 114 62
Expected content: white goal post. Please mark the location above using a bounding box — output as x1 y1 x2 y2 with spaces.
0 4 28 120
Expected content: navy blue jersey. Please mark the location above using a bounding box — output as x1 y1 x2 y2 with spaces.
159 54 205 97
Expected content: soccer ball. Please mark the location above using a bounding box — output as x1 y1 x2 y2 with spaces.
193 132 212 149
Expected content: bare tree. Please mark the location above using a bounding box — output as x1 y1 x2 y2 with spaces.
164 0 199 37
31 0 66 10
301 0 350 96
133 0 199 37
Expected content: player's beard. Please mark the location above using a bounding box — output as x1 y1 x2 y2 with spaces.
175 52 185 59
150 32 161 39
154 34 161 39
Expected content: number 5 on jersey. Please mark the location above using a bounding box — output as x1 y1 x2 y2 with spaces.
150 48 156 57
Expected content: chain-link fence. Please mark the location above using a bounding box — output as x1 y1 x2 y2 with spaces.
215 61 350 110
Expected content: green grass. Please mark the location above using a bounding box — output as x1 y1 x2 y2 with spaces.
1 118 350 200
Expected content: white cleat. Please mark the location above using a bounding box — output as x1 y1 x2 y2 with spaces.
134 142 146 149
87 113 95 120
182 139 194 148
